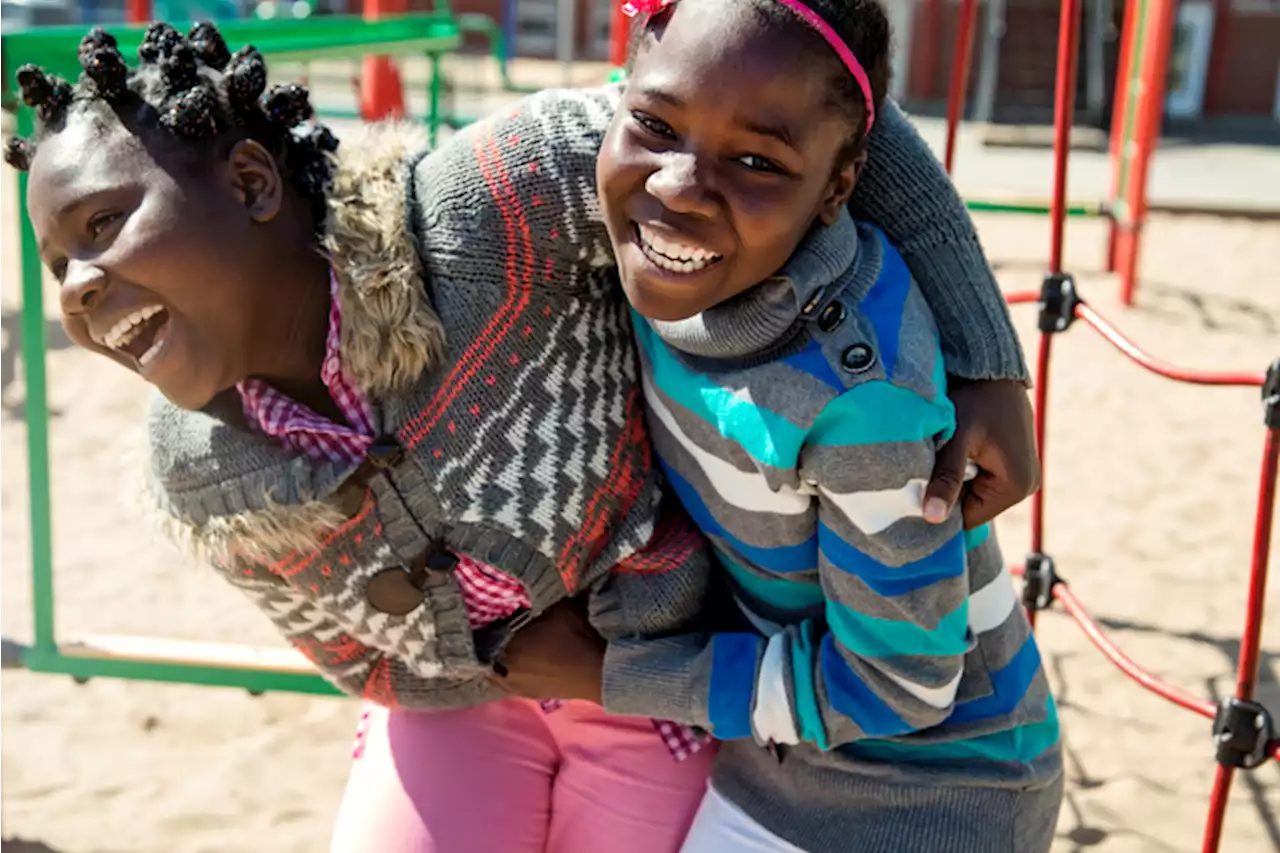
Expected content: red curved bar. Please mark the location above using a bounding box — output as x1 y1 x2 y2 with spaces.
1076 303 1266 387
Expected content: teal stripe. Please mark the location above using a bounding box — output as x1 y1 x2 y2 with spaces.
720 553 826 610
930 345 951 410
636 319 806 469
826 597 971 659
807 380 953 447
848 697 1060 766
964 524 991 551
790 622 829 749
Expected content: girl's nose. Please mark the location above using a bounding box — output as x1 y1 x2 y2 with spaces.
60 259 108 315
645 154 718 219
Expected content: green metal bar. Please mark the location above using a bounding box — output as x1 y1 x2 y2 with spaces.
18 645 342 696
17 106 56 655
428 51 442 147
964 198 1107 218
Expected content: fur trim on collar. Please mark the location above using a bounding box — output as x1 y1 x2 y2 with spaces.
321 122 445 398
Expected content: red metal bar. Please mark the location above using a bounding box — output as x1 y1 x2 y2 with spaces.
1203 426 1280 851
1106 0 1140 272
943 0 979 175
1048 0 1084 274
126 0 151 23
1054 583 1216 717
360 0 407 121
609 0 631 67
1116 0 1177 306
1076 304 1267 387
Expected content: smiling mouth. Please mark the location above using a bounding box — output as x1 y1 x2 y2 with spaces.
102 304 171 368
635 224 723 274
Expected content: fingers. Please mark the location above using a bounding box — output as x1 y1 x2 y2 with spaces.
924 431 970 523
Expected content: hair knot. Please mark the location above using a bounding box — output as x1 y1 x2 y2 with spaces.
4 137 32 171
80 45 130 100
224 46 268 112
188 22 231 71
160 87 220 138
138 22 183 64
261 83 313 129
17 64 73 122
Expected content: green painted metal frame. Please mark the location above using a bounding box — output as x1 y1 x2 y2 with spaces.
2 16 469 697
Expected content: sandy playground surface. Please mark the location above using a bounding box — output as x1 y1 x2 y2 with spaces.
1 105 1277 852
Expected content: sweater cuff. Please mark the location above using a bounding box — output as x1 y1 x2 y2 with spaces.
602 635 712 730
901 240 1031 385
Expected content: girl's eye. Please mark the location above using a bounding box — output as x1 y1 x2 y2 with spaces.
737 154 786 175
631 111 676 140
87 211 122 239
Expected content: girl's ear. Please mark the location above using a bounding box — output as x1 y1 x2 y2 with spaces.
818 150 867 226
227 139 284 222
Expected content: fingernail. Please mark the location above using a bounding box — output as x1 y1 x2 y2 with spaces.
923 498 949 523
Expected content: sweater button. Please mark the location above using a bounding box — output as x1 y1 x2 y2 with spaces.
817 301 846 332
841 343 876 373
366 567 426 615
367 435 404 469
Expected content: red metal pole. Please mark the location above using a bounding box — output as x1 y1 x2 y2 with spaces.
126 0 151 23
610 1 631 67
1201 427 1278 853
1049 0 1083 275
943 0 979 175
360 0 407 121
1115 0 1177 306
1106 0 1140 272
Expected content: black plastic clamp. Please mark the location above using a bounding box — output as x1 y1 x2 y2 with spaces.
1263 358 1279 430
1021 552 1059 612
1212 697 1275 770
1038 272 1080 334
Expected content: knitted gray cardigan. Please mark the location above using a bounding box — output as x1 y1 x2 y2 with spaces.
146 87 1026 709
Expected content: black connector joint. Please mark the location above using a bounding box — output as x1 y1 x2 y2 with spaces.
1212 697 1275 770
1263 358 1279 430
1022 552 1059 612
1038 272 1079 334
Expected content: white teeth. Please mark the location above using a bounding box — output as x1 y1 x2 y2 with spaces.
103 304 164 350
637 225 721 273
139 338 165 367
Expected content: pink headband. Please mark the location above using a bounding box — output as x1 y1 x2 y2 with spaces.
620 0 875 135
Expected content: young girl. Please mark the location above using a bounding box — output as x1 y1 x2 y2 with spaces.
499 1 1064 851
7 15 1040 853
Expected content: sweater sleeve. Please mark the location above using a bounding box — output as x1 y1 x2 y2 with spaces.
217 556 507 712
603 392 972 748
849 98 1028 383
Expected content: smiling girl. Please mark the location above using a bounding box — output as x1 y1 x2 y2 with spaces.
8 14 1044 853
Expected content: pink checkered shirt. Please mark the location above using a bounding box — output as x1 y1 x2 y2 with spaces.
238 273 708 762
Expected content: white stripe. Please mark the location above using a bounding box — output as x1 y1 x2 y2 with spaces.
751 633 800 746
884 667 963 710
641 375 810 516
818 478 928 535
817 463 980 536
968 566 1019 635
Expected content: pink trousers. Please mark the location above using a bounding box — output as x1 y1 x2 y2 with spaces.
329 698 715 853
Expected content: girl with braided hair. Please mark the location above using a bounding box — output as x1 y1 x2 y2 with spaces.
9 12 1049 852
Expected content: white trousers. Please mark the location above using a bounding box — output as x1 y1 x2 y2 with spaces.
680 784 808 853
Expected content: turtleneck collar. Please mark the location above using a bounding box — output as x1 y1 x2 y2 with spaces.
646 210 860 360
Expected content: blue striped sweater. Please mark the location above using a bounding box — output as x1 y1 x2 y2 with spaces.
602 212 1062 842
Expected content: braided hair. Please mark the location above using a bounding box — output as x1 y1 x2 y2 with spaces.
4 22 338 229
631 0 891 159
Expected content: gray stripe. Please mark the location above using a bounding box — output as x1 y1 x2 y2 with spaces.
822 556 969 631
643 375 783 478
818 510 964 568
802 440 938 494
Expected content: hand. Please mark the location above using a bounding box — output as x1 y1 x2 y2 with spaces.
924 378 1039 530
492 598 606 704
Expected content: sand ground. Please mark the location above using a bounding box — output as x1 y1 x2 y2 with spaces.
1 60 1277 853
